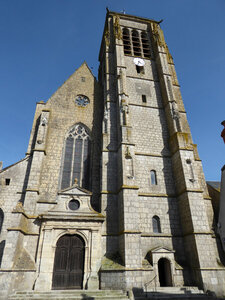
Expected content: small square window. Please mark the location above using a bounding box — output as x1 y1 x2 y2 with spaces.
142 95 147 103
136 65 145 74
5 178 10 185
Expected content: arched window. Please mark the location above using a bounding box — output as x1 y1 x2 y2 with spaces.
0 209 4 234
61 124 91 190
152 215 161 233
122 28 131 55
132 30 141 57
141 32 151 58
150 170 157 185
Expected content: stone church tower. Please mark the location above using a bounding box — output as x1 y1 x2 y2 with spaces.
0 10 225 298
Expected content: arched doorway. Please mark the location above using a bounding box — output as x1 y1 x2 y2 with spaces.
158 258 172 287
52 234 85 289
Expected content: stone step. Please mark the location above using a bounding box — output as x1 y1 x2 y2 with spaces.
145 286 205 294
135 294 218 300
135 294 215 300
9 289 129 300
133 286 219 300
8 295 128 300
12 290 125 296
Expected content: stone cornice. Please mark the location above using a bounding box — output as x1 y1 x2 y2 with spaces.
135 152 171 158
139 193 176 198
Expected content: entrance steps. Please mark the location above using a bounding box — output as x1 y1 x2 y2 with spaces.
8 289 129 300
133 286 219 300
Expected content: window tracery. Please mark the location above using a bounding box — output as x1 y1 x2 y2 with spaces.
61 124 91 190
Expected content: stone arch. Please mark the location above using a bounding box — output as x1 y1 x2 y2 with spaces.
53 229 88 248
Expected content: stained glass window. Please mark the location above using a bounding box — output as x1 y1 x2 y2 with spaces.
61 124 91 190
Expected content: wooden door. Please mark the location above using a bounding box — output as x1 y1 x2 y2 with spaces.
52 235 85 289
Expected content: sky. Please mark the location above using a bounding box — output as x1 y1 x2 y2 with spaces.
0 0 224 181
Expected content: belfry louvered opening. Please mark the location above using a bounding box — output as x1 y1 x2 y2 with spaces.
122 27 151 59
141 32 151 58
61 124 91 190
122 28 131 55
132 30 141 57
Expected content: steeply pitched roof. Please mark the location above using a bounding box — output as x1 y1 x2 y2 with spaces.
207 181 220 192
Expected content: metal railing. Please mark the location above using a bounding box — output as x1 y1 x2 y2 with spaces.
144 274 157 297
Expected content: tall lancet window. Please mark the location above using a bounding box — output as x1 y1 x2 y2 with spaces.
61 124 91 190
150 170 157 185
152 215 161 233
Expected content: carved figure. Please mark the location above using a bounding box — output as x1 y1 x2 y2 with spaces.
221 120 225 143
113 15 122 40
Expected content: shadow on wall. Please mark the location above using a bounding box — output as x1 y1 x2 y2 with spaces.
0 240 5 267
153 60 195 286
90 79 103 212
19 115 41 205
132 286 218 299
81 294 94 300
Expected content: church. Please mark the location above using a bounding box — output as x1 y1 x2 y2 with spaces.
0 10 225 299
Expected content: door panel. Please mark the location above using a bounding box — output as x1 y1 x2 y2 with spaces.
52 235 85 289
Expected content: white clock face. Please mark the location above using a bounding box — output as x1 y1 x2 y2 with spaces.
133 58 145 67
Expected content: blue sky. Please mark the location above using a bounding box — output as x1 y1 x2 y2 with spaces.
0 0 224 181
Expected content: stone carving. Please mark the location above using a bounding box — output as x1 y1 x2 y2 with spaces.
103 108 108 133
167 76 173 101
104 29 110 47
152 23 164 47
152 23 173 64
13 201 24 213
221 120 225 144
113 15 122 40
121 103 129 126
37 112 49 145
41 116 48 126
172 102 180 120
125 146 132 159
186 159 195 183
125 146 134 179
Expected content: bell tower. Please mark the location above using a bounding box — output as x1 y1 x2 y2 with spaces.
98 11 225 294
